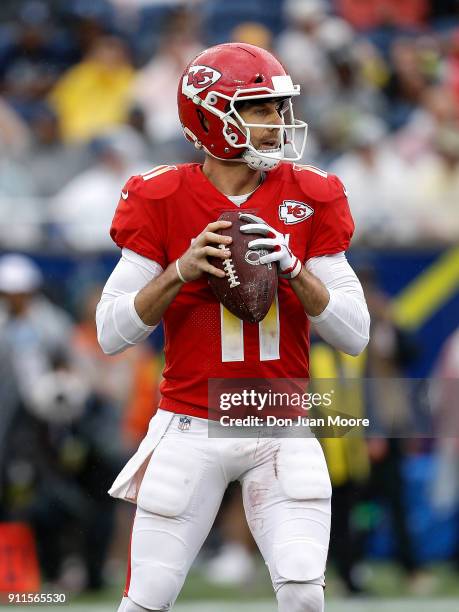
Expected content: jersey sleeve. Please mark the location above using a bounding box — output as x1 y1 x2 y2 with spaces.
110 175 167 267
305 175 354 260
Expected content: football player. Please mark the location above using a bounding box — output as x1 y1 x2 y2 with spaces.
96 43 370 612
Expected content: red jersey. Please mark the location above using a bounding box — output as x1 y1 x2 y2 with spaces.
110 162 354 419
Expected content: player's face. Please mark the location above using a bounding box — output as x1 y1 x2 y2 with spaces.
237 100 285 153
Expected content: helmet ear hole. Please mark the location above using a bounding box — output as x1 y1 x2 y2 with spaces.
254 74 264 83
196 108 209 133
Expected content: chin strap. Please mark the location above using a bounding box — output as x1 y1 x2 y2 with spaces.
242 149 281 171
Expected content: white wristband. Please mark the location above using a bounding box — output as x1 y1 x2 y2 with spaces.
279 258 302 279
175 259 188 283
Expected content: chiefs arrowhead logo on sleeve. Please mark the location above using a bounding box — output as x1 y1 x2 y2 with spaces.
279 200 314 225
182 65 222 97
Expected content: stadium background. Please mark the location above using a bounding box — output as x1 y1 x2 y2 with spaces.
0 0 459 609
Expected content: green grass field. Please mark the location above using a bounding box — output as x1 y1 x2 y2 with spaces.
2 600 459 612
2 563 458 610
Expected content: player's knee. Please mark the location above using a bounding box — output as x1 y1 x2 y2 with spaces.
274 538 328 583
276 582 324 612
128 564 181 611
117 595 165 611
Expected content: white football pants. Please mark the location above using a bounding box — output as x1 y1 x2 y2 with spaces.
119 411 331 610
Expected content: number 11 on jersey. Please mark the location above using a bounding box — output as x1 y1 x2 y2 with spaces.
220 294 280 362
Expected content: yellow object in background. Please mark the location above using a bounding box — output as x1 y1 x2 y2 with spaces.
310 343 370 487
49 38 135 143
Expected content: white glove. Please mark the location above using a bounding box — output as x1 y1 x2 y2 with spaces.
239 213 302 279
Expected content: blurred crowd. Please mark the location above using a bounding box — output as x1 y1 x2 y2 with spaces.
0 0 458 249
1 0 459 599
0 253 161 591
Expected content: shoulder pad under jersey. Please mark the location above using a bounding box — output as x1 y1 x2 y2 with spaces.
288 163 347 203
124 164 182 200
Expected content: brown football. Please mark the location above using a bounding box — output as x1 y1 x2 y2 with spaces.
208 210 278 323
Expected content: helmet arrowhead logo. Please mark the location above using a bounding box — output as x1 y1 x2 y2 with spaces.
187 67 216 87
182 65 222 97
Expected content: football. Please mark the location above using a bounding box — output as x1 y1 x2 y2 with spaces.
208 210 278 323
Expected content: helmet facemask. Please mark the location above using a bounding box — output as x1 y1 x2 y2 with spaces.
186 78 308 171
229 95 308 170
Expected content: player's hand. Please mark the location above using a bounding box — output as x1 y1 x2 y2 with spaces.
176 220 232 282
239 213 302 279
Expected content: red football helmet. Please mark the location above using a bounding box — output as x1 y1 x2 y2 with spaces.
177 43 308 171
